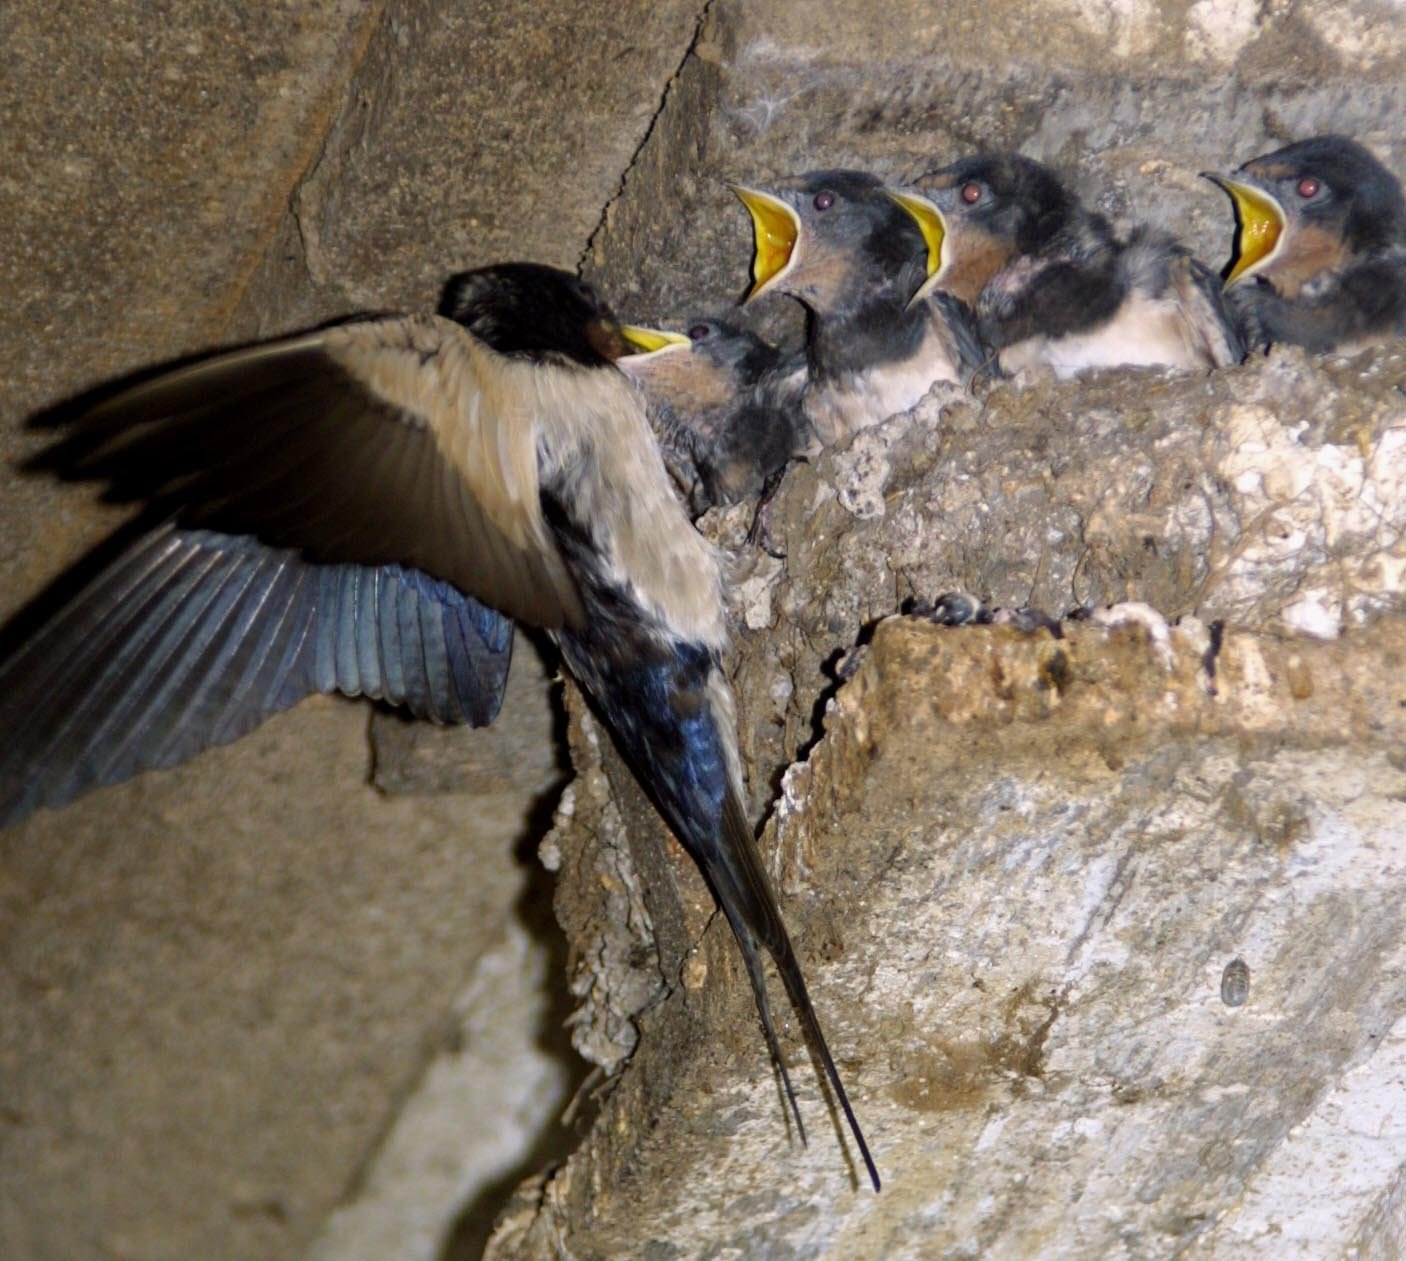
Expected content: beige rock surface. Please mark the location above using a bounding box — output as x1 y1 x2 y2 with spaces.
491 2 1406 1253
496 608 1406 1257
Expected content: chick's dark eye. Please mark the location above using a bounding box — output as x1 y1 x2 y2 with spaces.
1297 177 1321 199
688 323 711 341
813 191 835 211
961 182 982 205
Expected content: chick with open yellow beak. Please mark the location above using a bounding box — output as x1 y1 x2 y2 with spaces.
731 169 981 447
618 318 808 518
890 152 1245 378
1203 135 1406 353
1201 171 1288 287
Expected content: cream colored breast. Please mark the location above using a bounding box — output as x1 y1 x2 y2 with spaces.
527 358 727 648
999 293 1208 380
804 321 965 445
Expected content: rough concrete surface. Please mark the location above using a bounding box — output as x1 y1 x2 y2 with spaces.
305 906 578 1261
496 339 1406 1255
497 615 1406 1258
491 1 1406 1255
4 0 1406 1259
0 1 702 1259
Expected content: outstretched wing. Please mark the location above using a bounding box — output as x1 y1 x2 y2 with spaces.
0 524 515 827
34 315 587 629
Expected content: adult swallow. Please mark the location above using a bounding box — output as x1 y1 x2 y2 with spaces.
733 170 981 447
1204 134 1406 353
890 152 1244 378
615 318 809 518
2 263 880 1190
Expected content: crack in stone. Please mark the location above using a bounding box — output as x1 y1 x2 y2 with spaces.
288 181 326 290
228 0 393 326
577 0 717 275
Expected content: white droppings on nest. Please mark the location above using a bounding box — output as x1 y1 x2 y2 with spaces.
1090 601 1175 666
1184 0 1260 63
540 781 584 872
729 550 784 630
1215 402 1406 635
1306 5 1403 64
1171 615 1211 662
576 704 603 753
906 378 969 429
1282 591 1343 639
1226 636 1283 730
830 388 959 520
832 422 897 519
1057 0 1159 59
775 757 812 824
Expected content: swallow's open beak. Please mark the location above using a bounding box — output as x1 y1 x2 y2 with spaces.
731 185 801 302
619 325 692 354
887 189 948 307
1202 173 1287 287
614 324 691 377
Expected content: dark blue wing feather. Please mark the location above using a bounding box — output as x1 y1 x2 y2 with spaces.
0 524 513 826
931 290 985 375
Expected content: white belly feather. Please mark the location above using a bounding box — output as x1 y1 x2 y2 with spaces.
804 320 965 445
999 293 1208 379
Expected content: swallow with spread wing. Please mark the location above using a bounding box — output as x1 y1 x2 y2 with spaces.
1 262 879 1190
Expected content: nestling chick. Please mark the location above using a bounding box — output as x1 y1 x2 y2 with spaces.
1204 134 1406 353
733 169 981 446
891 152 1244 378
616 317 809 518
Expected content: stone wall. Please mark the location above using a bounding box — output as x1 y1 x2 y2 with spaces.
502 345 1406 1256
0 4 701 1259
503 0 1406 1255
2 2 1404 1258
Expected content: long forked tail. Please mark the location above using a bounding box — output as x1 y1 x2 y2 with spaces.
556 636 879 1188
710 788 881 1192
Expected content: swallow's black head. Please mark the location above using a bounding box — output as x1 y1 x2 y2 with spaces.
617 316 781 412
683 319 780 384
921 153 1081 256
440 262 621 367
896 152 1109 308
1238 135 1406 255
734 169 928 314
